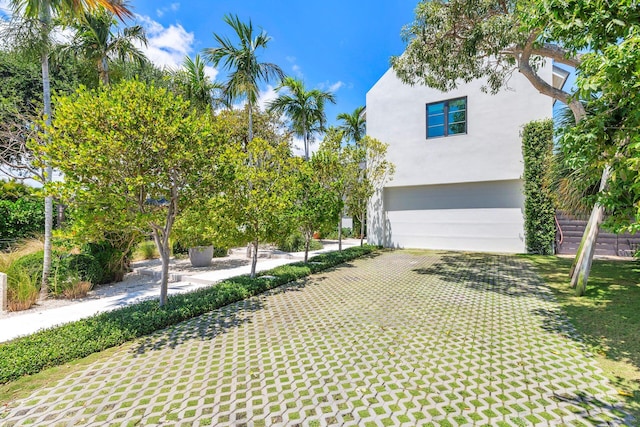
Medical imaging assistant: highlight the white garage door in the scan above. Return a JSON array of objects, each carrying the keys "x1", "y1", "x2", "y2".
[{"x1": 382, "y1": 180, "x2": 525, "y2": 253}]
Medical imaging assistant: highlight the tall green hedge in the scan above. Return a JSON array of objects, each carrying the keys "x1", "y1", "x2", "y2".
[
  {"x1": 0, "y1": 198, "x2": 45, "y2": 246},
  {"x1": 522, "y1": 119, "x2": 556, "y2": 254}
]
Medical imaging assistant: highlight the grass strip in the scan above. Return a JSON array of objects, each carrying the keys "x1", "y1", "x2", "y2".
[{"x1": 0, "y1": 245, "x2": 375, "y2": 384}]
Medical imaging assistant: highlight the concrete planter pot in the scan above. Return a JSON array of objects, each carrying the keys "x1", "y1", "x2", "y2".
[{"x1": 188, "y1": 245, "x2": 214, "y2": 267}]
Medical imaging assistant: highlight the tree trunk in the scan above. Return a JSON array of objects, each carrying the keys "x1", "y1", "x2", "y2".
[
  {"x1": 39, "y1": 6, "x2": 53, "y2": 302},
  {"x1": 570, "y1": 166, "x2": 611, "y2": 295},
  {"x1": 304, "y1": 232, "x2": 310, "y2": 262},
  {"x1": 250, "y1": 238, "x2": 258, "y2": 278},
  {"x1": 360, "y1": 210, "x2": 365, "y2": 247},
  {"x1": 338, "y1": 216, "x2": 343, "y2": 251},
  {"x1": 158, "y1": 239, "x2": 170, "y2": 307}
]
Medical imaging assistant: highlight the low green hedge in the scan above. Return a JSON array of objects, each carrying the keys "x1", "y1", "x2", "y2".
[{"x1": 0, "y1": 245, "x2": 374, "y2": 384}]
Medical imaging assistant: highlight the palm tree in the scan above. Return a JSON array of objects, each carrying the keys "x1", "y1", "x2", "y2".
[
  {"x1": 202, "y1": 14, "x2": 284, "y2": 144},
  {"x1": 337, "y1": 105, "x2": 366, "y2": 143},
  {"x1": 64, "y1": 9, "x2": 146, "y2": 85},
  {"x1": 267, "y1": 77, "x2": 336, "y2": 160},
  {"x1": 173, "y1": 55, "x2": 228, "y2": 113},
  {"x1": 8, "y1": 0, "x2": 132, "y2": 300}
]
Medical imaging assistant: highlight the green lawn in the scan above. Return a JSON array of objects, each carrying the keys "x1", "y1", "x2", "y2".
[{"x1": 524, "y1": 255, "x2": 640, "y2": 419}]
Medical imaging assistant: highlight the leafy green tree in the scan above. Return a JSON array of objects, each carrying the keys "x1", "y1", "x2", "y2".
[
  {"x1": 345, "y1": 136, "x2": 395, "y2": 246},
  {"x1": 290, "y1": 156, "x2": 342, "y2": 261},
  {"x1": 203, "y1": 14, "x2": 284, "y2": 143},
  {"x1": 315, "y1": 127, "x2": 353, "y2": 250},
  {"x1": 267, "y1": 77, "x2": 336, "y2": 160},
  {"x1": 62, "y1": 9, "x2": 147, "y2": 85},
  {"x1": 6, "y1": 0, "x2": 132, "y2": 299},
  {"x1": 337, "y1": 105, "x2": 366, "y2": 143},
  {"x1": 34, "y1": 80, "x2": 223, "y2": 306},
  {"x1": 219, "y1": 138, "x2": 295, "y2": 277}
]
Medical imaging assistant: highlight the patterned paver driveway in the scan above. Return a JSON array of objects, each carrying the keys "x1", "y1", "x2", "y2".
[{"x1": 1, "y1": 251, "x2": 633, "y2": 426}]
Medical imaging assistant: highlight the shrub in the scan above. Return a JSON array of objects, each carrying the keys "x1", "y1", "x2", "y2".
[
  {"x1": 213, "y1": 246, "x2": 229, "y2": 258},
  {"x1": 133, "y1": 240, "x2": 159, "y2": 261},
  {"x1": 62, "y1": 280, "x2": 92, "y2": 299},
  {"x1": 276, "y1": 232, "x2": 323, "y2": 252},
  {"x1": 0, "y1": 245, "x2": 375, "y2": 383},
  {"x1": 522, "y1": 119, "x2": 556, "y2": 254},
  {"x1": 0, "y1": 198, "x2": 46, "y2": 249},
  {"x1": 6, "y1": 267, "x2": 39, "y2": 311},
  {"x1": 81, "y1": 241, "x2": 128, "y2": 284}
]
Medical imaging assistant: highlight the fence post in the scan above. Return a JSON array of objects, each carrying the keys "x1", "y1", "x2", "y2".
[{"x1": 0, "y1": 272, "x2": 7, "y2": 312}]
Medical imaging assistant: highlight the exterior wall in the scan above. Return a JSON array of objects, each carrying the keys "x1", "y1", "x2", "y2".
[{"x1": 366, "y1": 64, "x2": 553, "y2": 253}]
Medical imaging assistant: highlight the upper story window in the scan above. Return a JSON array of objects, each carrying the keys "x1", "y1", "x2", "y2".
[{"x1": 426, "y1": 97, "x2": 467, "y2": 139}]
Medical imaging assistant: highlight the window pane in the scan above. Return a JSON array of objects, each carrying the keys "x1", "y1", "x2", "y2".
[
  {"x1": 448, "y1": 110, "x2": 466, "y2": 125},
  {"x1": 448, "y1": 99, "x2": 466, "y2": 112},
  {"x1": 428, "y1": 113, "x2": 445, "y2": 127},
  {"x1": 428, "y1": 125, "x2": 445, "y2": 138},
  {"x1": 449, "y1": 122, "x2": 466, "y2": 135},
  {"x1": 427, "y1": 102, "x2": 445, "y2": 115}
]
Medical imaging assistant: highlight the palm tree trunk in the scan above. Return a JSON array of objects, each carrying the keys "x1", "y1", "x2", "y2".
[
  {"x1": 338, "y1": 216, "x2": 342, "y2": 251},
  {"x1": 39, "y1": 5, "x2": 53, "y2": 302},
  {"x1": 99, "y1": 57, "x2": 109, "y2": 85},
  {"x1": 248, "y1": 102, "x2": 253, "y2": 144}
]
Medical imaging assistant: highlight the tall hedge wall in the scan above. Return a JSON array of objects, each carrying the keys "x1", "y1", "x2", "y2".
[{"x1": 522, "y1": 119, "x2": 556, "y2": 255}]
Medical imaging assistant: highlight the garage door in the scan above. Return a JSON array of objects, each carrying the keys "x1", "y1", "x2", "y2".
[{"x1": 381, "y1": 180, "x2": 525, "y2": 253}]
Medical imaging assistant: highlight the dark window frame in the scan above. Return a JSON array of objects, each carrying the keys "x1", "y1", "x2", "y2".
[{"x1": 426, "y1": 96, "x2": 467, "y2": 139}]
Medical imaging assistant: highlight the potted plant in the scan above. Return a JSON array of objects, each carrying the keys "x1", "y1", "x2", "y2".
[{"x1": 173, "y1": 208, "x2": 215, "y2": 267}]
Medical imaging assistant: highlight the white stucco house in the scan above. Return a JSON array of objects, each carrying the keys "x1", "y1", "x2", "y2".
[{"x1": 366, "y1": 61, "x2": 565, "y2": 253}]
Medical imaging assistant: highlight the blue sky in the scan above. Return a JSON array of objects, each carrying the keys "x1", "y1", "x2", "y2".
[
  {"x1": 127, "y1": 1, "x2": 419, "y2": 139},
  {"x1": 0, "y1": 0, "x2": 420, "y2": 154}
]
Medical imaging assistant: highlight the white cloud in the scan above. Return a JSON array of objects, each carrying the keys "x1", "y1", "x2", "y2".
[
  {"x1": 204, "y1": 65, "x2": 218, "y2": 82},
  {"x1": 136, "y1": 14, "x2": 194, "y2": 70},
  {"x1": 292, "y1": 64, "x2": 303, "y2": 78},
  {"x1": 0, "y1": 0, "x2": 11, "y2": 17},
  {"x1": 156, "y1": 2, "x2": 180, "y2": 18},
  {"x1": 257, "y1": 85, "x2": 278, "y2": 110},
  {"x1": 317, "y1": 80, "x2": 345, "y2": 93}
]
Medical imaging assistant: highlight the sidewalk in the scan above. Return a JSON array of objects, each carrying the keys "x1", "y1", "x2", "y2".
[{"x1": 0, "y1": 239, "x2": 361, "y2": 343}]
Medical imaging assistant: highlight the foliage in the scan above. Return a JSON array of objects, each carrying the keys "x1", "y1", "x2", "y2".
[
  {"x1": 344, "y1": 136, "x2": 395, "y2": 244},
  {"x1": 267, "y1": 77, "x2": 336, "y2": 160},
  {"x1": 558, "y1": 29, "x2": 640, "y2": 235},
  {"x1": 0, "y1": 197, "x2": 45, "y2": 246},
  {"x1": 172, "y1": 197, "x2": 241, "y2": 250},
  {"x1": 219, "y1": 137, "x2": 297, "y2": 277},
  {"x1": 287, "y1": 157, "x2": 342, "y2": 261},
  {"x1": 132, "y1": 240, "x2": 159, "y2": 261},
  {"x1": 337, "y1": 105, "x2": 366, "y2": 143},
  {"x1": 0, "y1": 180, "x2": 37, "y2": 201},
  {"x1": 5, "y1": 251, "x2": 42, "y2": 310},
  {"x1": 35, "y1": 80, "x2": 224, "y2": 306},
  {"x1": 321, "y1": 227, "x2": 353, "y2": 240},
  {"x1": 170, "y1": 54, "x2": 226, "y2": 113},
  {"x1": 61, "y1": 9, "x2": 147, "y2": 85},
  {"x1": 80, "y1": 241, "x2": 127, "y2": 284},
  {"x1": 276, "y1": 232, "x2": 323, "y2": 253},
  {"x1": 391, "y1": 0, "x2": 584, "y2": 116},
  {"x1": 522, "y1": 120, "x2": 555, "y2": 255},
  {"x1": 0, "y1": 245, "x2": 375, "y2": 384}
]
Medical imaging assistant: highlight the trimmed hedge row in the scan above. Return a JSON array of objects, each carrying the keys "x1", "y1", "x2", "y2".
[{"x1": 0, "y1": 245, "x2": 375, "y2": 384}]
